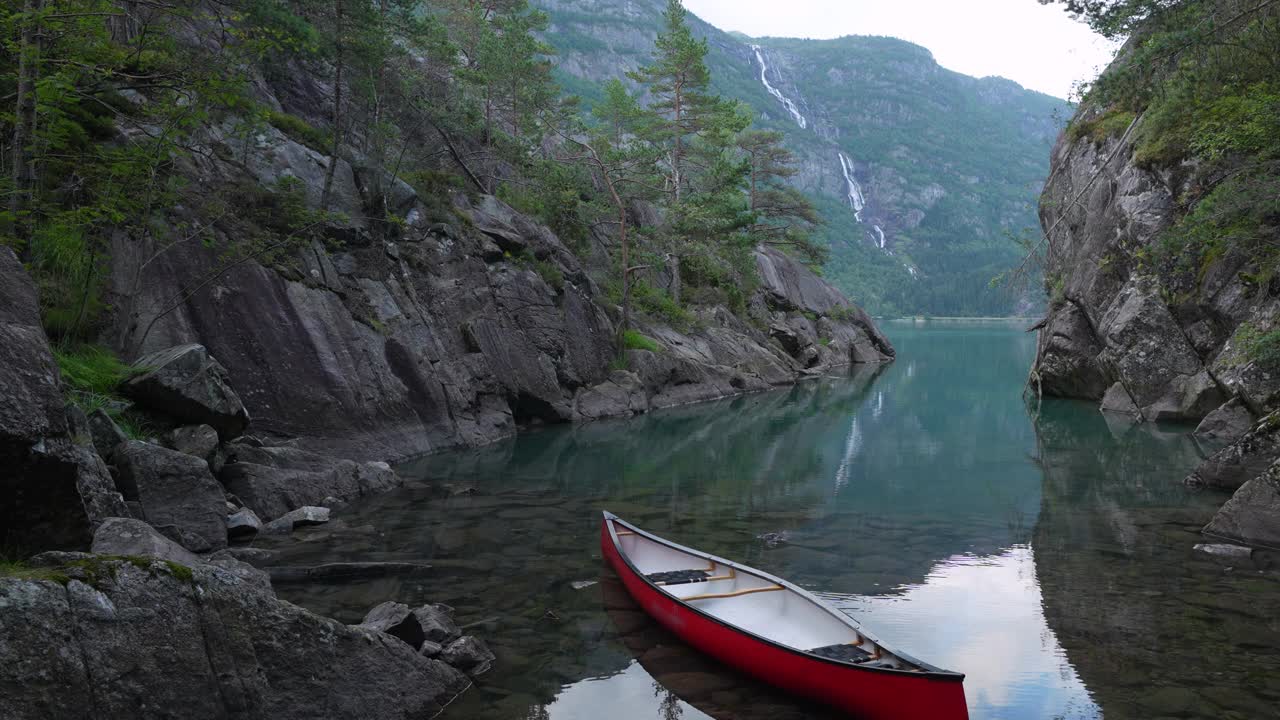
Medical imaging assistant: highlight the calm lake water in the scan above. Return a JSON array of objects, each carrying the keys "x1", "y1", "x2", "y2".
[{"x1": 265, "y1": 322, "x2": 1280, "y2": 720}]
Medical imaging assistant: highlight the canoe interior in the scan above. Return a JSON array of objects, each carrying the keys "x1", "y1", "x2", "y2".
[{"x1": 608, "y1": 518, "x2": 922, "y2": 672}]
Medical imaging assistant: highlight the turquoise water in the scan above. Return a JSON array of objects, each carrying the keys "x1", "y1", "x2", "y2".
[{"x1": 267, "y1": 322, "x2": 1280, "y2": 719}]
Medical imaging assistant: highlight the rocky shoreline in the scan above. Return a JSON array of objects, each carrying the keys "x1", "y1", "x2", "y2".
[{"x1": 1, "y1": 192, "x2": 891, "y2": 716}]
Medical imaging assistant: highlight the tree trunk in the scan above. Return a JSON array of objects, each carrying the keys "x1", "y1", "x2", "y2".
[
  {"x1": 619, "y1": 201, "x2": 631, "y2": 336},
  {"x1": 672, "y1": 80, "x2": 683, "y2": 202},
  {"x1": 319, "y1": 0, "x2": 345, "y2": 212},
  {"x1": 10, "y1": 0, "x2": 41, "y2": 255}
]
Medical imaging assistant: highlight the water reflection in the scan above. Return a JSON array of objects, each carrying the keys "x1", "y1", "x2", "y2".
[
  {"x1": 824, "y1": 547, "x2": 1096, "y2": 719},
  {"x1": 257, "y1": 323, "x2": 1279, "y2": 719}
]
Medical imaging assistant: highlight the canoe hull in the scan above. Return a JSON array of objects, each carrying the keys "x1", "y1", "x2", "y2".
[{"x1": 601, "y1": 519, "x2": 968, "y2": 720}]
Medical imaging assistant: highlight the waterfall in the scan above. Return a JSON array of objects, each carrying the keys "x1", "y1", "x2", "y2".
[
  {"x1": 837, "y1": 152, "x2": 865, "y2": 221},
  {"x1": 750, "y1": 45, "x2": 808, "y2": 130},
  {"x1": 873, "y1": 225, "x2": 886, "y2": 249}
]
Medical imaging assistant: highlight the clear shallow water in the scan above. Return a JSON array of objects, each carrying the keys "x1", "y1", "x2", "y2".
[{"x1": 263, "y1": 322, "x2": 1280, "y2": 719}]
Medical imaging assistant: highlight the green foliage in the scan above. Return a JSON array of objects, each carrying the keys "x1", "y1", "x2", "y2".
[
  {"x1": 1150, "y1": 168, "x2": 1280, "y2": 285},
  {"x1": 607, "y1": 279, "x2": 693, "y2": 327},
  {"x1": 621, "y1": 329, "x2": 662, "y2": 352},
  {"x1": 55, "y1": 345, "x2": 131, "y2": 398},
  {"x1": 1066, "y1": 108, "x2": 1137, "y2": 144},
  {"x1": 496, "y1": 162, "x2": 597, "y2": 252},
  {"x1": 509, "y1": 247, "x2": 568, "y2": 293},
  {"x1": 0, "y1": 559, "x2": 71, "y2": 586},
  {"x1": 1233, "y1": 322, "x2": 1280, "y2": 372},
  {"x1": 266, "y1": 111, "x2": 331, "y2": 152},
  {"x1": 54, "y1": 345, "x2": 151, "y2": 440},
  {"x1": 2, "y1": 554, "x2": 195, "y2": 588}
]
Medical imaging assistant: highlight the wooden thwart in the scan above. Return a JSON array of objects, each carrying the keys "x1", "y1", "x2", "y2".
[{"x1": 683, "y1": 584, "x2": 785, "y2": 601}]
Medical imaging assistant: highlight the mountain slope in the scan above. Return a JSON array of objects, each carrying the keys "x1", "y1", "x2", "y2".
[{"x1": 537, "y1": 0, "x2": 1071, "y2": 315}]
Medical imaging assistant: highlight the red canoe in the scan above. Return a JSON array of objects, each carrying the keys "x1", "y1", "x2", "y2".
[{"x1": 601, "y1": 511, "x2": 968, "y2": 719}]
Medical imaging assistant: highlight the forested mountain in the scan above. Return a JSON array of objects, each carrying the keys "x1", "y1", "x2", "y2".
[{"x1": 537, "y1": 0, "x2": 1072, "y2": 315}]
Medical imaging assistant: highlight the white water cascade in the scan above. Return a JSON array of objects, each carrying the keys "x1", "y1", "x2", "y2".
[
  {"x1": 872, "y1": 225, "x2": 886, "y2": 249},
  {"x1": 837, "y1": 152, "x2": 866, "y2": 221},
  {"x1": 751, "y1": 45, "x2": 808, "y2": 130}
]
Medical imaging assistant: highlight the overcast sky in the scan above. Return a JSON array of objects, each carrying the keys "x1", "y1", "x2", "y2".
[{"x1": 681, "y1": 0, "x2": 1117, "y2": 98}]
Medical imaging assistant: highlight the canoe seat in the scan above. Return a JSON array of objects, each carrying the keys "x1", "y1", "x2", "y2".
[
  {"x1": 647, "y1": 569, "x2": 711, "y2": 585},
  {"x1": 809, "y1": 643, "x2": 873, "y2": 663}
]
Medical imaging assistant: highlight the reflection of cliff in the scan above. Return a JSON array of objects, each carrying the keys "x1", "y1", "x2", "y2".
[{"x1": 1031, "y1": 400, "x2": 1280, "y2": 719}]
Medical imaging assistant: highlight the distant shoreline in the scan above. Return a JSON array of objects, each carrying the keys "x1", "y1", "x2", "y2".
[{"x1": 880, "y1": 316, "x2": 1038, "y2": 323}]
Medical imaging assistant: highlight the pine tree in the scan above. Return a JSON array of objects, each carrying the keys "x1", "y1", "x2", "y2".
[
  {"x1": 737, "y1": 129, "x2": 826, "y2": 264},
  {"x1": 627, "y1": 0, "x2": 720, "y2": 202}
]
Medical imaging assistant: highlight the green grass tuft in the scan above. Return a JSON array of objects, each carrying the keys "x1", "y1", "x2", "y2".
[
  {"x1": 266, "y1": 111, "x2": 332, "y2": 153},
  {"x1": 622, "y1": 329, "x2": 661, "y2": 353},
  {"x1": 54, "y1": 345, "x2": 152, "y2": 439}
]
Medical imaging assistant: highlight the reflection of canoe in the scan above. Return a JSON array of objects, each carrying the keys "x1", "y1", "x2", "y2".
[{"x1": 601, "y1": 511, "x2": 968, "y2": 719}]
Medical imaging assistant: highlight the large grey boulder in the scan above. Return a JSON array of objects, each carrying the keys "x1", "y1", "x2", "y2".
[
  {"x1": 0, "y1": 555, "x2": 470, "y2": 719},
  {"x1": 1095, "y1": 279, "x2": 1224, "y2": 422},
  {"x1": 1033, "y1": 301, "x2": 1111, "y2": 399},
  {"x1": 220, "y1": 450, "x2": 400, "y2": 521},
  {"x1": 1186, "y1": 411, "x2": 1280, "y2": 491},
  {"x1": 355, "y1": 601, "x2": 461, "y2": 651},
  {"x1": 261, "y1": 506, "x2": 330, "y2": 535},
  {"x1": 124, "y1": 344, "x2": 249, "y2": 440},
  {"x1": 226, "y1": 507, "x2": 263, "y2": 540},
  {"x1": 440, "y1": 636, "x2": 496, "y2": 676},
  {"x1": 90, "y1": 516, "x2": 202, "y2": 566},
  {"x1": 167, "y1": 423, "x2": 219, "y2": 464},
  {"x1": 114, "y1": 441, "x2": 228, "y2": 552},
  {"x1": 1202, "y1": 464, "x2": 1280, "y2": 549},
  {"x1": 1194, "y1": 397, "x2": 1256, "y2": 443}
]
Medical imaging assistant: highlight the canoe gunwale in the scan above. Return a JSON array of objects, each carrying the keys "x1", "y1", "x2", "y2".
[{"x1": 602, "y1": 510, "x2": 965, "y2": 682}]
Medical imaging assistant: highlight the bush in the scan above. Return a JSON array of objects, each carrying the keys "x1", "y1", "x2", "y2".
[
  {"x1": 621, "y1": 329, "x2": 661, "y2": 352},
  {"x1": 1066, "y1": 108, "x2": 1136, "y2": 145},
  {"x1": 266, "y1": 111, "x2": 331, "y2": 153},
  {"x1": 604, "y1": 279, "x2": 694, "y2": 328},
  {"x1": 1235, "y1": 323, "x2": 1280, "y2": 372}
]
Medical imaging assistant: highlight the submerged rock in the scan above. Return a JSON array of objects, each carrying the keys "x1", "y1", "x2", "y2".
[
  {"x1": 268, "y1": 562, "x2": 432, "y2": 584},
  {"x1": 440, "y1": 635, "x2": 496, "y2": 675},
  {"x1": 1202, "y1": 464, "x2": 1280, "y2": 549},
  {"x1": 1194, "y1": 398, "x2": 1255, "y2": 443},
  {"x1": 1193, "y1": 543, "x2": 1254, "y2": 559},
  {"x1": 124, "y1": 344, "x2": 249, "y2": 440},
  {"x1": 1186, "y1": 411, "x2": 1280, "y2": 491}
]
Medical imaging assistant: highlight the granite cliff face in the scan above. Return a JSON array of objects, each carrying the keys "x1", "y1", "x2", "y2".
[
  {"x1": 1031, "y1": 95, "x2": 1279, "y2": 546},
  {"x1": 105, "y1": 140, "x2": 889, "y2": 463}
]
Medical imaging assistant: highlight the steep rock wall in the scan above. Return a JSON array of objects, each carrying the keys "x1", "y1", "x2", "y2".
[
  {"x1": 1032, "y1": 110, "x2": 1276, "y2": 425},
  {"x1": 102, "y1": 81, "x2": 891, "y2": 463}
]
